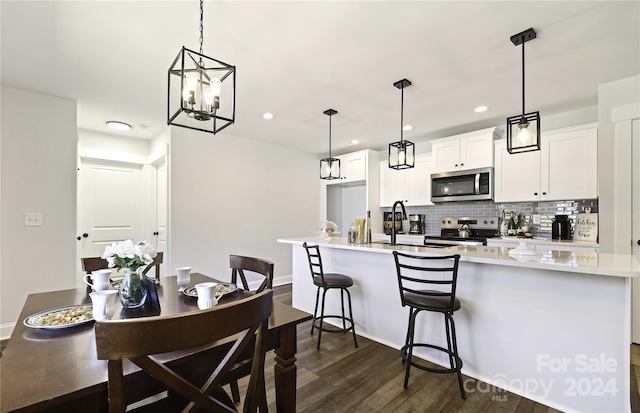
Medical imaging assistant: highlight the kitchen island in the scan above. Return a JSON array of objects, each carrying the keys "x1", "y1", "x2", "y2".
[{"x1": 278, "y1": 237, "x2": 640, "y2": 413}]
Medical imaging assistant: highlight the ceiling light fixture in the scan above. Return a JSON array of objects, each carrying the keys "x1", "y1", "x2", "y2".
[
  {"x1": 506, "y1": 28, "x2": 540, "y2": 154},
  {"x1": 474, "y1": 105, "x2": 490, "y2": 113},
  {"x1": 351, "y1": 139, "x2": 360, "y2": 145},
  {"x1": 262, "y1": 113, "x2": 274, "y2": 120},
  {"x1": 167, "y1": 0, "x2": 236, "y2": 135},
  {"x1": 403, "y1": 125, "x2": 414, "y2": 131},
  {"x1": 320, "y1": 109, "x2": 340, "y2": 180},
  {"x1": 106, "y1": 121, "x2": 132, "y2": 131},
  {"x1": 389, "y1": 79, "x2": 414, "y2": 169}
]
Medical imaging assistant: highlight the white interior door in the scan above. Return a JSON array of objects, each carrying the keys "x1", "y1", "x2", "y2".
[
  {"x1": 627, "y1": 118, "x2": 640, "y2": 343},
  {"x1": 77, "y1": 158, "x2": 144, "y2": 286},
  {"x1": 154, "y1": 158, "x2": 168, "y2": 276}
]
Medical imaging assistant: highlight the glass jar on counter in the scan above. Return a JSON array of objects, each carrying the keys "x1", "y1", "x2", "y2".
[{"x1": 348, "y1": 222, "x2": 357, "y2": 244}]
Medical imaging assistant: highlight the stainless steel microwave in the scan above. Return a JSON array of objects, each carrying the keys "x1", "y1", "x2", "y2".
[{"x1": 431, "y1": 167, "x2": 493, "y2": 202}]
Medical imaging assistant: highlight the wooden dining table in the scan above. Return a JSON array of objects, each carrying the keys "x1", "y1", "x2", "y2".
[{"x1": 0, "y1": 273, "x2": 311, "y2": 413}]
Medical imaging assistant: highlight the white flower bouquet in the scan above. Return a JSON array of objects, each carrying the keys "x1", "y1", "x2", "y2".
[
  {"x1": 102, "y1": 240, "x2": 158, "y2": 309},
  {"x1": 101, "y1": 239, "x2": 158, "y2": 272}
]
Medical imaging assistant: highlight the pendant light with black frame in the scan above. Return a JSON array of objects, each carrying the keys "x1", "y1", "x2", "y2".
[
  {"x1": 320, "y1": 109, "x2": 340, "y2": 180},
  {"x1": 506, "y1": 28, "x2": 540, "y2": 154},
  {"x1": 389, "y1": 79, "x2": 414, "y2": 169},
  {"x1": 167, "y1": 0, "x2": 236, "y2": 135}
]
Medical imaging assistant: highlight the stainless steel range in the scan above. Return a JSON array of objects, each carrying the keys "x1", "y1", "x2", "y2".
[{"x1": 424, "y1": 216, "x2": 500, "y2": 247}]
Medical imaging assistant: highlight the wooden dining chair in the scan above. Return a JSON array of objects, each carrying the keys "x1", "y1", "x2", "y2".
[
  {"x1": 81, "y1": 256, "x2": 110, "y2": 274},
  {"x1": 141, "y1": 251, "x2": 164, "y2": 282},
  {"x1": 95, "y1": 290, "x2": 273, "y2": 413},
  {"x1": 82, "y1": 253, "x2": 163, "y2": 279},
  {"x1": 227, "y1": 255, "x2": 274, "y2": 403},
  {"x1": 230, "y1": 255, "x2": 274, "y2": 293}
]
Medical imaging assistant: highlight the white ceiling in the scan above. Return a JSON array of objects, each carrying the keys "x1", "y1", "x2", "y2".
[{"x1": 2, "y1": 1, "x2": 639, "y2": 155}]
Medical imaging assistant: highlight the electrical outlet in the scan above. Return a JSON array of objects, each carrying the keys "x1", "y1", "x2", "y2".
[
  {"x1": 533, "y1": 214, "x2": 541, "y2": 225},
  {"x1": 24, "y1": 212, "x2": 43, "y2": 226}
]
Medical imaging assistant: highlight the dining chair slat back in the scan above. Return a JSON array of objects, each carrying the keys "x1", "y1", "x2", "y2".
[
  {"x1": 95, "y1": 290, "x2": 273, "y2": 413},
  {"x1": 81, "y1": 256, "x2": 109, "y2": 274},
  {"x1": 141, "y1": 252, "x2": 163, "y2": 282},
  {"x1": 230, "y1": 255, "x2": 274, "y2": 293},
  {"x1": 227, "y1": 255, "x2": 274, "y2": 404},
  {"x1": 82, "y1": 252, "x2": 163, "y2": 281}
]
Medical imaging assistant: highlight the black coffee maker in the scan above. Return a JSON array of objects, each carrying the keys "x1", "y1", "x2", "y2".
[{"x1": 552, "y1": 215, "x2": 572, "y2": 240}]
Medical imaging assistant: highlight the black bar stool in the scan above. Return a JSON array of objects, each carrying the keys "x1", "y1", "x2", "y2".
[
  {"x1": 302, "y1": 242, "x2": 358, "y2": 350},
  {"x1": 392, "y1": 251, "x2": 465, "y2": 399}
]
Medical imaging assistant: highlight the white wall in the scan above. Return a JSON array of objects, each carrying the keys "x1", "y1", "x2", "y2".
[
  {"x1": 169, "y1": 126, "x2": 320, "y2": 286},
  {"x1": 598, "y1": 75, "x2": 640, "y2": 253},
  {"x1": 1, "y1": 85, "x2": 77, "y2": 333},
  {"x1": 78, "y1": 128, "x2": 151, "y2": 164}
]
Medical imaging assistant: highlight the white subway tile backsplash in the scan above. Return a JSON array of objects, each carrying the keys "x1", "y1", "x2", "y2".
[{"x1": 382, "y1": 199, "x2": 597, "y2": 238}]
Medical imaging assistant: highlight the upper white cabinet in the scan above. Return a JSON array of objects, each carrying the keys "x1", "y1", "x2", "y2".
[
  {"x1": 431, "y1": 128, "x2": 502, "y2": 172},
  {"x1": 494, "y1": 123, "x2": 598, "y2": 202},
  {"x1": 320, "y1": 149, "x2": 382, "y2": 235},
  {"x1": 326, "y1": 151, "x2": 366, "y2": 184},
  {"x1": 379, "y1": 154, "x2": 433, "y2": 207}
]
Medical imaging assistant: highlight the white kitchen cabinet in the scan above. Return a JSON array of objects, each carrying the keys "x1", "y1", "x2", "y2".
[
  {"x1": 494, "y1": 141, "x2": 541, "y2": 202},
  {"x1": 320, "y1": 149, "x2": 381, "y2": 236},
  {"x1": 494, "y1": 123, "x2": 598, "y2": 202},
  {"x1": 431, "y1": 127, "x2": 501, "y2": 172},
  {"x1": 541, "y1": 125, "x2": 598, "y2": 201},
  {"x1": 379, "y1": 154, "x2": 433, "y2": 207},
  {"x1": 326, "y1": 151, "x2": 366, "y2": 184}
]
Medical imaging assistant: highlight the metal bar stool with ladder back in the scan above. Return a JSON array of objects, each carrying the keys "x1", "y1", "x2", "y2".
[
  {"x1": 302, "y1": 242, "x2": 358, "y2": 350},
  {"x1": 393, "y1": 251, "x2": 466, "y2": 399}
]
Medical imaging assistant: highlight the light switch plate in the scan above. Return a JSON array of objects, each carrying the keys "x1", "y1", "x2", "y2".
[
  {"x1": 24, "y1": 212, "x2": 43, "y2": 226},
  {"x1": 533, "y1": 214, "x2": 541, "y2": 225}
]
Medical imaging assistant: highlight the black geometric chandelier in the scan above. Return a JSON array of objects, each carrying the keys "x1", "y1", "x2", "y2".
[
  {"x1": 167, "y1": 0, "x2": 236, "y2": 135},
  {"x1": 506, "y1": 28, "x2": 540, "y2": 154},
  {"x1": 388, "y1": 79, "x2": 415, "y2": 169},
  {"x1": 320, "y1": 109, "x2": 340, "y2": 180}
]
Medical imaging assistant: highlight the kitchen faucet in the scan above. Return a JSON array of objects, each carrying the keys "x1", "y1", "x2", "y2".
[{"x1": 391, "y1": 200, "x2": 407, "y2": 246}]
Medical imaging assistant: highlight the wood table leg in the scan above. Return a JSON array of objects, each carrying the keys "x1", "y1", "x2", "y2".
[{"x1": 274, "y1": 325, "x2": 297, "y2": 413}]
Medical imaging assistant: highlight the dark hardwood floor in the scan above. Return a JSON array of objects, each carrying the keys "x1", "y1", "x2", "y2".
[{"x1": 2, "y1": 284, "x2": 639, "y2": 412}]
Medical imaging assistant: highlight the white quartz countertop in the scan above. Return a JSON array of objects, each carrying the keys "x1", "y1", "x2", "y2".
[
  {"x1": 486, "y1": 236, "x2": 599, "y2": 248},
  {"x1": 278, "y1": 236, "x2": 640, "y2": 278}
]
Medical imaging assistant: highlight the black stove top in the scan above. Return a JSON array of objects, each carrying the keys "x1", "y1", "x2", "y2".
[{"x1": 423, "y1": 216, "x2": 500, "y2": 246}]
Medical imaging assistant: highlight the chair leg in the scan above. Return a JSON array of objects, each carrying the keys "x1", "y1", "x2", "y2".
[
  {"x1": 311, "y1": 287, "x2": 321, "y2": 335},
  {"x1": 229, "y1": 380, "x2": 240, "y2": 404},
  {"x1": 447, "y1": 314, "x2": 466, "y2": 399},
  {"x1": 402, "y1": 308, "x2": 412, "y2": 364},
  {"x1": 344, "y1": 288, "x2": 358, "y2": 348},
  {"x1": 340, "y1": 288, "x2": 346, "y2": 330},
  {"x1": 404, "y1": 308, "x2": 417, "y2": 389},
  {"x1": 317, "y1": 288, "x2": 329, "y2": 350}
]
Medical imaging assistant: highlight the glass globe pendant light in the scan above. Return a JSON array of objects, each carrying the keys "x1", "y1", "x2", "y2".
[
  {"x1": 168, "y1": 0, "x2": 236, "y2": 134},
  {"x1": 506, "y1": 28, "x2": 540, "y2": 154},
  {"x1": 389, "y1": 79, "x2": 414, "y2": 169},
  {"x1": 320, "y1": 109, "x2": 340, "y2": 180}
]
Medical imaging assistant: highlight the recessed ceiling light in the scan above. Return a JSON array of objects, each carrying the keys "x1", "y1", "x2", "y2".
[
  {"x1": 262, "y1": 113, "x2": 274, "y2": 120},
  {"x1": 106, "y1": 121, "x2": 132, "y2": 131},
  {"x1": 403, "y1": 125, "x2": 413, "y2": 131},
  {"x1": 474, "y1": 105, "x2": 490, "y2": 113},
  {"x1": 351, "y1": 140, "x2": 360, "y2": 144}
]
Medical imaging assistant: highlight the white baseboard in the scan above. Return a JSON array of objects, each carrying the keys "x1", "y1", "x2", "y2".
[
  {"x1": 1, "y1": 322, "x2": 16, "y2": 341},
  {"x1": 273, "y1": 275, "x2": 292, "y2": 287}
]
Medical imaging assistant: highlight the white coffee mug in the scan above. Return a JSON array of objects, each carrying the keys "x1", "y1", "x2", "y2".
[
  {"x1": 84, "y1": 269, "x2": 112, "y2": 291},
  {"x1": 89, "y1": 290, "x2": 119, "y2": 321},
  {"x1": 194, "y1": 282, "x2": 220, "y2": 310},
  {"x1": 176, "y1": 266, "x2": 192, "y2": 291}
]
